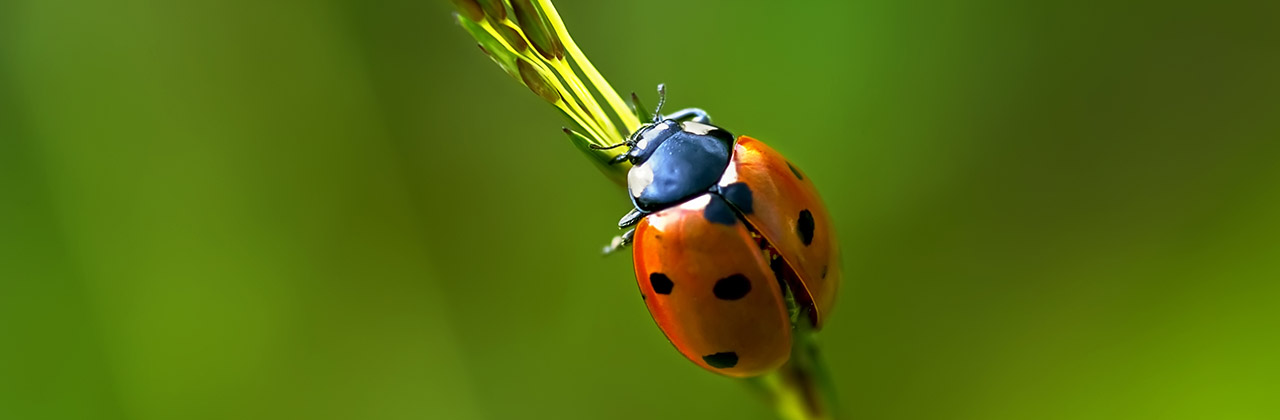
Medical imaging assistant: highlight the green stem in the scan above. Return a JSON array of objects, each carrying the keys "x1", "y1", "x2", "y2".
[{"x1": 748, "y1": 325, "x2": 838, "y2": 420}]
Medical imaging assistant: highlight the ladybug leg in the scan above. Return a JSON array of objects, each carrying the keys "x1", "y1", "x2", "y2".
[
  {"x1": 572, "y1": 127, "x2": 633, "y2": 164},
  {"x1": 606, "y1": 152, "x2": 631, "y2": 165},
  {"x1": 602, "y1": 229, "x2": 635, "y2": 255},
  {"x1": 617, "y1": 208, "x2": 644, "y2": 228},
  {"x1": 662, "y1": 108, "x2": 711, "y2": 124},
  {"x1": 590, "y1": 142, "x2": 629, "y2": 150},
  {"x1": 602, "y1": 208, "x2": 643, "y2": 254},
  {"x1": 592, "y1": 149, "x2": 631, "y2": 165}
]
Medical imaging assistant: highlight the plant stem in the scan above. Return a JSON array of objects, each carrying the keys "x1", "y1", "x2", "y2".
[{"x1": 748, "y1": 325, "x2": 837, "y2": 420}]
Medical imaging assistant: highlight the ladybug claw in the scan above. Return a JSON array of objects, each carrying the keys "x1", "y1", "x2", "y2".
[{"x1": 602, "y1": 229, "x2": 636, "y2": 255}]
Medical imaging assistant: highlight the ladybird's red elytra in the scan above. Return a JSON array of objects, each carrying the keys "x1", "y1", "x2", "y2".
[
  {"x1": 633, "y1": 194, "x2": 793, "y2": 377},
  {"x1": 717, "y1": 136, "x2": 840, "y2": 328}
]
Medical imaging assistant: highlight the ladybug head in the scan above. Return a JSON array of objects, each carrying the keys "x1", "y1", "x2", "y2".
[{"x1": 595, "y1": 84, "x2": 680, "y2": 165}]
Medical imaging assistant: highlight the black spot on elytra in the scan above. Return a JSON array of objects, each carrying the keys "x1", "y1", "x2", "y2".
[
  {"x1": 796, "y1": 209, "x2": 815, "y2": 246},
  {"x1": 702, "y1": 352, "x2": 738, "y2": 369},
  {"x1": 821, "y1": 265, "x2": 828, "y2": 279},
  {"x1": 787, "y1": 162, "x2": 804, "y2": 180},
  {"x1": 719, "y1": 182, "x2": 754, "y2": 215},
  {"x1": 713, "y1": 274, "x2": 752, "y2": 300},
  {"x1": 703, "y1": 195, "x2": 737, "y2": 226},
  {"x1": 650, "y1": 273, "x2": 673, "y2": 295}
]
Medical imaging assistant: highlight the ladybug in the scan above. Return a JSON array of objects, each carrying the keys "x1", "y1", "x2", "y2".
[{"x1": 595, "y1": 85, "x2": 840, "y2": 377}]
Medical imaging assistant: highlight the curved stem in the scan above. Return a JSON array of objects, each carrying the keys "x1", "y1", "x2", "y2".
[{"x1": 748, "y1": 322, "x2": 837, "y2": 420}]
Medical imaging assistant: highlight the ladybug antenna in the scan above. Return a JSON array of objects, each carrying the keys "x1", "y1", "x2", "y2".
[{"x1": 651, "y1": 84, "x2": 667, "y2": 123}]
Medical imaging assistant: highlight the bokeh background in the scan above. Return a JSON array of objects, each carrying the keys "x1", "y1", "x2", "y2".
[{"x1": 3, "y1": 0, "x2": 1279, "y2": 419}]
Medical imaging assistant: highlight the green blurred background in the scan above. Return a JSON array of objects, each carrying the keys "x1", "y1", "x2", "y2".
[{"x1": 3, "y1": 0, "x2": 1279, "y2": 419}]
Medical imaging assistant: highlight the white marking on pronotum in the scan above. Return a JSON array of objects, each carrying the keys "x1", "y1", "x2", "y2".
[
  {"x1": 635, "y1": 127, "x2": 659, "y2": 150},
  {"x1": 649, "y1": 194, "x2": 713, "y2": 231},
  {"x1": 636, "y1": 121, "x2": 675, "y2": 150},
  {"x1": 718, "y1": 155, "x2": 741, "y2": 187},
  {"x1": 629, "y1": 160, "x2": 655, "y2": 198},
  {"x1": 681, "y1": 121, "x2": 717, "y2": 135}
]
